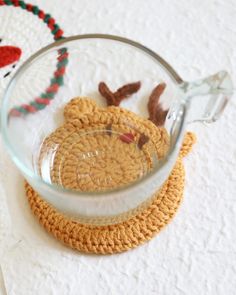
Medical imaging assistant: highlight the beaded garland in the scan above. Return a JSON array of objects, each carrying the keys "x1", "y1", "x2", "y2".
[{"x1": 0, "y1": 0, "x2": 68, "y2": 116}]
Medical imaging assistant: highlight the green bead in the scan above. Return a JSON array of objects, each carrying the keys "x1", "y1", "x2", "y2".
[
  {"x1": 32, "y1": 6, "x2": 39, "y2": 15},
  {"x1": 59, "y1": 48, "x2": 67, "y2": 55},
  {"x1": 57, "y1": 58, "x2": 68, "y2": 68},
  {"x1": 51, "y1": 76, "x2": 63, "y2": 86},
  {"x1": 52, "y1": 24, "x2": 60, "y2": 35},
  {"x1": 41, "y1": 93, "x2": 54, "y2": 99},
  {"x1": 30, "y1": 101, "x2": 46, "y2": 110},
  {"x1": 44, "y1": 14, "x2": 51, "y2": 23},
  {"x1": 18, "y1": 107, "x2": 28, "y2": 114},
  {"x1": 36, "y1": 103, "x2": 46, "y2": 110},
  {"x1": 19, "y1": 1, "x2": 26, "y2": 9}
]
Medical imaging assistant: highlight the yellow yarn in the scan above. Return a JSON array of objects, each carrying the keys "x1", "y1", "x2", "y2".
[
  {"x1": 39, "y1": 98, "x2": 170, "y2": 191},
  {"x1": 26, "y1": 112, "x2": 195, "y2": 254}
]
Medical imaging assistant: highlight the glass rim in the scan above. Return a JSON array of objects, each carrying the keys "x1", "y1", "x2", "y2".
[{"x1": 1, "y1": 33, "x2": 186, "y2": 198}]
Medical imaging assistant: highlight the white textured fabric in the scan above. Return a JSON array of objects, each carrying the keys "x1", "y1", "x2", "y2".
[{"x1": 0, "y1": 0, "x2": 236, "y2": 294}]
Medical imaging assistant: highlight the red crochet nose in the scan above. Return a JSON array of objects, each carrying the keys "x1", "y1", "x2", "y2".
[{"x1": 0, "y1": 46, "x2": 22, "y2": 68}]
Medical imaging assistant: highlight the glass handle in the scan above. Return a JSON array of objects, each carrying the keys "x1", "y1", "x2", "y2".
[{"x1": 180, "y1": 71, "x2": 233, "y2": 123}]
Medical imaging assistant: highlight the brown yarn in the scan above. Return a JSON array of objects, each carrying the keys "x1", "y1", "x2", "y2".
[{"x1": 25, "y1": 132, "x2": 195, "y2": 254}]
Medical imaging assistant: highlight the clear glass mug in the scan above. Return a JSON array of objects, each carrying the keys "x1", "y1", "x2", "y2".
[{"x1": 1, "y1": 34, "x2": 233, "y2": 225}]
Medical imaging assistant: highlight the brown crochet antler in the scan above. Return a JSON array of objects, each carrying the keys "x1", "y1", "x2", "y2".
[
  {"x1": 148, "y1": 83, "x2": 168, "y2": 126},
  {"x1": 99, "y1": 81, "x2": 141, "y2": 106}
]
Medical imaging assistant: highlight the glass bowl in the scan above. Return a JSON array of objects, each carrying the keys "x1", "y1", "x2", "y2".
[{"x1": 1, "y1": 34, "x2": 233, "y2": 225}]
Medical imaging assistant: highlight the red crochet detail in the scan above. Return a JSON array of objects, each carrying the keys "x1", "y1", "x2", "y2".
[{"x1": 0, "y1": 46, "x2": 22, "y2": 68}]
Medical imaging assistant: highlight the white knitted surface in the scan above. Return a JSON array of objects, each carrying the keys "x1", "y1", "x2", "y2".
[{"x1": 0, "y1": 1, "x2": 236, "y2": 294}]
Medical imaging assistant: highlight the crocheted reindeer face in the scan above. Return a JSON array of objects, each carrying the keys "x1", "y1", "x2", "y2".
[{"x1": 39, "y1": 97, "x2": 169, "y2": 192}]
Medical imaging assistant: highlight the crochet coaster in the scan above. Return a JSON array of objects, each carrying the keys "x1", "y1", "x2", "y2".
[
  {"x1": 25, "y1": 131, "x2": 196, "y2": 255},
  {"x1": 39, "y1": 98, "x2": 170, "y2": 192},
  {"x1": 0, "y1": 0, "x2": 68, "y2": 116}
]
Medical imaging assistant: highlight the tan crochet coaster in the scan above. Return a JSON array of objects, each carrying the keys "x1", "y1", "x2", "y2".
[
  {"x1": 25, "y1": 132, "x2": 196, "y2": 255},
  {"x1": 38, "y1": 98, "x2": 170, "y2": 192}
]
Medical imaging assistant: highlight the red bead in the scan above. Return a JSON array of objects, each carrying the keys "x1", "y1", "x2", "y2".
[
  {"x1": 48, "y1": 18, "x2": 55, "y2": 26},
  {"x1": 22, "y1": 104, "x2": 36, "y2": 113},
  {"x1": 12, "y1": 0, "x2": 20, "y2": 6},
  {"x1": 38, "y1": 10, "x2": 45, "y2": 19},
  {"x1": 54, "y1": 67, "x2": 65, "y2": 77},
  {"x1": 46, "y1": 84, "x2": 59, "y2": 93},
  {"x1": 35, "y1": 98, "x2": 50, "y2": 105},
  {"x1": 55, "y1": 29, "x2": 63, "y2": 39},
  {"x1": 9, "y1": 109, "x2": 21, "y2": 117},
  {"x1": 26, "y1": 4, "x2": 33, "y2": 11},
  {"x1": 57, "y1": 52, "x2": 68, "y2": 62},
  {"x1": 48, "y1": 19, "x2": 55, "y2": 30}
]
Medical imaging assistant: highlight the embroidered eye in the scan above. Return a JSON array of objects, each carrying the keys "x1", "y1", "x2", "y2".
[{"x1": 3, "y1": 71, "x2": 11, "y2": 78}]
